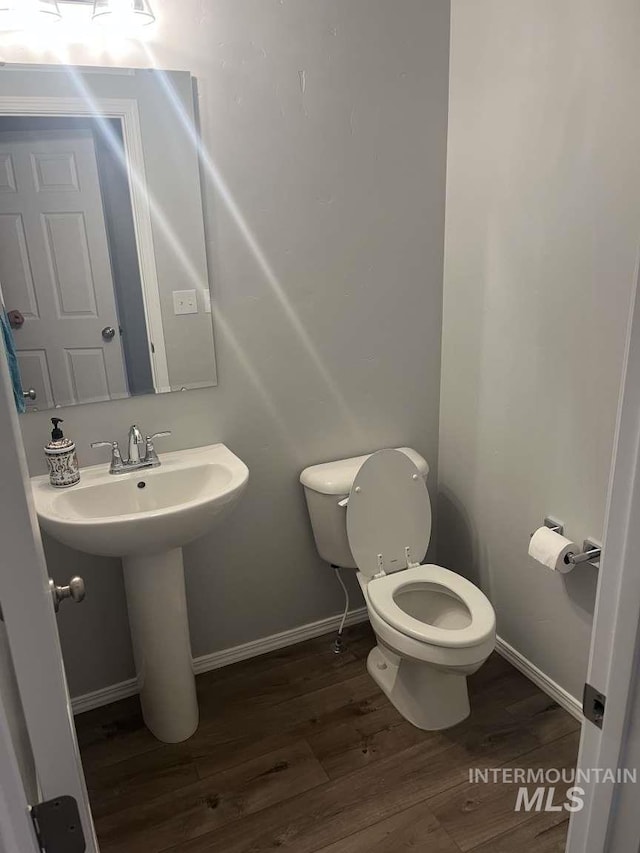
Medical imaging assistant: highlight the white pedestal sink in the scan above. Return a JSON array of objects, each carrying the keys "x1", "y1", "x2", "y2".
[{"x1": 31, "y1": 443, "x2": 249, "y2": 743}]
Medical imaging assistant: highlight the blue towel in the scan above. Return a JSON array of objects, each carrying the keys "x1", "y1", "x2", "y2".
[{"x1": 0, "y1": 309, "x2": 26, "y2": 414}]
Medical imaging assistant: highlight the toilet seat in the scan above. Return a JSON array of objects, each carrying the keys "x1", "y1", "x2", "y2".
[{"x1": 366, "y1": 564, "x2": 495, "y2": 649}]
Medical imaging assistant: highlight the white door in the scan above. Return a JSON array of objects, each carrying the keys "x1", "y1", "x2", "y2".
[
  {"x1": 0, "y1": 346, "x2": 98, "y2": 848},
  {"x1": 566, "y1": 256, "x2": 640, "y2": 851},
  {"x1": 0, "y1": 129, "x2": 128, "y2": 408}
]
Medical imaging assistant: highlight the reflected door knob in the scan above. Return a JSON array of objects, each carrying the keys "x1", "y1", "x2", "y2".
[
  {"x1": 49, "y1": 577, "x2": 86, "y2": 612},
  {"x1": 102, "y1": 326, "x2": 116, "y2": 341}
]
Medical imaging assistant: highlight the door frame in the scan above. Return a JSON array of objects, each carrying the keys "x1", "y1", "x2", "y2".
[
  {"x1": 0, "y1": 93, "x2": 170, "y2": 392},
  {"x1": 567, "y1": 253, "x2": 640, "y2": 851},
  {"x1": 0, "y1": 682, "x2": 40, "y2": 853}
]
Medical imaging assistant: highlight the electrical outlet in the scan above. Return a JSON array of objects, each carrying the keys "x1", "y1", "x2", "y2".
[{"x1": 173, "y1": 290, "x2": 198, "y2": 315}]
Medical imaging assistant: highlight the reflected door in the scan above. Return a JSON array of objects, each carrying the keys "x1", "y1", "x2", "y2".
[{"x1": 0, "y1": 129, "x2": 128, "y2": 407}]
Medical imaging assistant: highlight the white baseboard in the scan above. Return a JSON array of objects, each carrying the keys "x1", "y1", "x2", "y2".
[
  {"x1": 191, "y1": 607, "x2": 368, "y2": 675},
  {"x1": 496, "y1": 636, "x2": 583, "y2": 722},
  {"x1": 72, "y1": 679, "x2": 139, "y2": 715},
  {"x1": 72, "y1": 617, "x2": 582, "y2": 722},
  {"x1": 71, "y1": 606, "x2": 369, "y2": 715}
]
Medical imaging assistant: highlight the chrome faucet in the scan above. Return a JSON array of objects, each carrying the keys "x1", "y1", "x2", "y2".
[
  {"x1": 128, "y1": 424, "x2": 145, "y2": 464},
  {"x1": 91, "y1": 425, "x2": 172, "y2": 475}
]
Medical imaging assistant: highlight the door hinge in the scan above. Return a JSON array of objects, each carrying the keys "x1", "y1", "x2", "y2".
[
  {"x1": 583, "y1": 682, "x2": 606, "y2": 729},
  {"x1": 30, "y1": 796, "x2": 86, "y2": 852}
]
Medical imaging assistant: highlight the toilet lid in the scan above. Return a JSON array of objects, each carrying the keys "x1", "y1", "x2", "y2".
[{"x1": 346, "y1": 449, "x2": 431, "y2": 578}]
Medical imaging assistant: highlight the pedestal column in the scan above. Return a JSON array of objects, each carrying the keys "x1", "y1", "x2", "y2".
[{"x1": 122, "y1": 548, "x2": 198, "y2": 742}]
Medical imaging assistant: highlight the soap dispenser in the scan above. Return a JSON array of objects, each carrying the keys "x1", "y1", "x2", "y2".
[{"x1": 44, "y1": 418, "x2": 80, "y2": 488}]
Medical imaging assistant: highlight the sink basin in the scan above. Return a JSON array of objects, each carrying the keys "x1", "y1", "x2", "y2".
[
  {"x1": 32, "y1": 443, "x2": 249, "y2": 557},
  {"x1": 31, "y1": 442, "x2": 249, "y2": 744}
]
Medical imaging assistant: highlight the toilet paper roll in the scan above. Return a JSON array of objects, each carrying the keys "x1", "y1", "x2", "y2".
[{"x1": 528, "y1": 527, "x2": 577, "y2": 573}]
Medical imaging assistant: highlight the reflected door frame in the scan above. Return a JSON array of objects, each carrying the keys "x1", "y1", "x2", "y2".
[{"x1": 0, "y1": 94, "x2": 171, "y2": 393}]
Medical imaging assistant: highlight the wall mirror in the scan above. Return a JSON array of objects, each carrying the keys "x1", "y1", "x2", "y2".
[{"x1": 0, "y1": 63, "x2": 216, "y2": 412}]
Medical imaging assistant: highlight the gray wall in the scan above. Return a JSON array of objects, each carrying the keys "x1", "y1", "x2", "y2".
[
  {"x1": 7, "y1": 0, "x2": 450, "y2": 697},
  {"x1": 438, "y1": 0, "x2": 640, "y2": 700}
]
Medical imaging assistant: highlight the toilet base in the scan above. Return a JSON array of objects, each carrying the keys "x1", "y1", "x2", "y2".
[{"x1": 367, "y1": 644, "x2": 470, "y2": 731}]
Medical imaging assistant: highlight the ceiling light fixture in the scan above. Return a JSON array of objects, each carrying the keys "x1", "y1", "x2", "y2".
[
  {"x1": 91, "y1": 0, "x2": 154, "y2": 29},
  {"x1": 0, "y1": 0, "x2": 61, "y2": 30}
]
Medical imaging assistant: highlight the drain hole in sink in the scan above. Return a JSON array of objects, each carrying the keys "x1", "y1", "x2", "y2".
[{"x1": 137, "y1": 481, "x2": 146, "y2": 489}]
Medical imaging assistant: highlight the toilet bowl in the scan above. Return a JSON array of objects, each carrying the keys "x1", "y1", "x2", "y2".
[{"x1": 300, "y1": 447, "x2": 496, "y2": 730}]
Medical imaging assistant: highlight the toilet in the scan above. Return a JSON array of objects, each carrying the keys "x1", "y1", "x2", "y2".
[{"x1": 300, "y1": 447, "x2": 496, "y2": 730}]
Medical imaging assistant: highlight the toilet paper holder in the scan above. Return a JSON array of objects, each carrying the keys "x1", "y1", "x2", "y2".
[{"x1": 539, "y1": 517, "x2": 602, "y2": 567}]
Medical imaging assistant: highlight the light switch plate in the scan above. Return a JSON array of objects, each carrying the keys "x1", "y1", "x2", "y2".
[
  {"x1": 173, "y1": 289, "x2": 198, "y2": 315},
  {"x1": 202, "y1": 290, "x2": 212, "y2": 313}
]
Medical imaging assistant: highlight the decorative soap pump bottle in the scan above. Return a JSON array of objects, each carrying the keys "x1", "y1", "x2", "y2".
[{"x1": 44, "y1": 418, "x2": 80, "y2": 488}]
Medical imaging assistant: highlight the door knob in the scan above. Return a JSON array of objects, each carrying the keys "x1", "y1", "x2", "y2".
[
  {"x1": 49, "y1": 577, "x2": 85, "y2": 612},
  {"x1": 22, "y1": 388, "x2": 36, "y2": 400},
  {"x1": 102, "y1": 326, "x2": 116, "y2": 341}
]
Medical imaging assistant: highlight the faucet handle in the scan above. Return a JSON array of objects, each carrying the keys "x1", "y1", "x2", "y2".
[
  {"x1": 90, "y1": 440, "x2": 123, "y2": 473},
  {"x1": 144, "y1": 431, "x2": 171, "y2": 465}
]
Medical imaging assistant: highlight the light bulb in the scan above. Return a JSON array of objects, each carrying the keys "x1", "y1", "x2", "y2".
[{"x1": 92, "y1": 0, "x2": 155, "y2": 31}]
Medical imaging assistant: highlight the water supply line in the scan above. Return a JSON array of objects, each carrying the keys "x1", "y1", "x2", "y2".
[{"x1": 332, "y1": 565, "x2": 350, "y2": 654}]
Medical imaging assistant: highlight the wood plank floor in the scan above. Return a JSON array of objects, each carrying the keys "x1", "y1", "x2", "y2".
[{"x1": 75, "y1": 623, "x2": 580, "y2": 853}]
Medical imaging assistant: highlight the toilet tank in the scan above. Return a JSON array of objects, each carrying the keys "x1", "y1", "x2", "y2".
[{"x1": 300, "y1": 448, "x2": 429, "y2": 569}]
